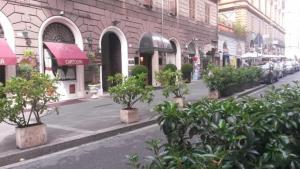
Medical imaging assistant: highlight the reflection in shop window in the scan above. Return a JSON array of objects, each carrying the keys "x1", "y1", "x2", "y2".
[{"x1": 52, "y1": 60, "x2": 76, "y2": 81}]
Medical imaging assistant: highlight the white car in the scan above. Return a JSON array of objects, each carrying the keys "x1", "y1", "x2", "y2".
[
  {"x1": 274, "y1": 62, "x2": 284, "y2": 78},
  {"x1": 285, "y1": 61, "x2": 295, "y2": 74}
]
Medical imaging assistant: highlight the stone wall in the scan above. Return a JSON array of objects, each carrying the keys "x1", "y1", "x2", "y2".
[{"x1": 0, "y1": 0, "x2": 218, "y2": 61}]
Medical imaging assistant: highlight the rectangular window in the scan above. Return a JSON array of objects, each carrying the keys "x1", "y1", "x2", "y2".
[
  {"x1": 189, "y1": 0, "x2": 196, "y2": 19},
  {"x1": 169, "y1": 0, "x2": 177, "y2": 16},
  {"x1": 205, "y1": 3, "x2": 210, "y2": 24},
  {"x1": 143, "y1": 0, "x2": 153, "y2": 8}
]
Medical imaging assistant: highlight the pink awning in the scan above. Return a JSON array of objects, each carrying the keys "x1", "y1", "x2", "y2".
[
  {"x1": 0, "y1": 38, "x2": 17, "y2": 65},
  {"x1": 44, "y1": 42, "x2": 89, "y2": 66}
]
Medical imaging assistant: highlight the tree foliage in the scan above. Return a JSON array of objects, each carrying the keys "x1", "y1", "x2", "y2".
[
  {"x1": 128, "y1": 81, "x2": 300, "y2": 169},
  {"x1": 0, "y1": 72, "x2": 59, "y2": 128},
  {"x1": 156, "y1": 70, "x2": 189, "y2": 98},
  {"x1": 108, "y1": 73, "x2": 154, "y2": 109}
]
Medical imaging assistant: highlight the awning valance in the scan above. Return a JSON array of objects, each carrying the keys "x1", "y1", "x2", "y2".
[
  {"x1": 44, "y1": 42, "x2": 89, "y2": 66},
  {"x1": 139, "y1": 33, "x2": 174, "y2": 55},
  {"x1": 0, "y1": 38, "x2": 17, "y2": 65}
]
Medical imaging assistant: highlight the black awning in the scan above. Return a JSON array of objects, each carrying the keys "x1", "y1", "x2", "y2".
[{"x1": 139, "y1": 33, "x2": 174, "y2": 55}]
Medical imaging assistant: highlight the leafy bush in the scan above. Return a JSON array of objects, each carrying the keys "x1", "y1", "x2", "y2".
[
  {"x1": 203, "y1": 65, "x2": 262, "y2": 96},
  {"x1": 131, "y1": 65, "x2": 148, "y2": 77},
  {"x1": 108, "y1": 73, "x2": 153, "y2": 109},
  {"x1": 128, "y1": 81, "x2": 300, "y2": 169},
  {"x1": 0, "y1": 72, "x2": 59, "y2": 128},
  {"x1": 17, "y1": 64, "x2": 36, "y2": 80},
  {"x1": 181, "y1": 64, "x2": 193, "y2": 82},
  {"x1": 163, "y1": 64, "x2": 177, "y2": 72},
  {"x1": 156, "y1": 70, "x2": 189, "y2": 98}
]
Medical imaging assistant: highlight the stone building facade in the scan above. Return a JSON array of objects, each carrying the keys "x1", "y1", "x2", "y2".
[
  {"x1": 219, "y1": 0, "x2": 285, "y2": 56},
  {"x1": 0, "y1": 0, "x2": 218, "y2": 100}
]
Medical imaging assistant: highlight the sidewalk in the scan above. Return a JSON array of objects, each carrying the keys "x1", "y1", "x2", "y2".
[{"x1": 0, "y1": 80, "x2": 209, "y2": 166}]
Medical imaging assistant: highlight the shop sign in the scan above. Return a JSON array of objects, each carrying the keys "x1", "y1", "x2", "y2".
[{"x1": 65, "y1": 60, "x2": 83, "y2": 65}]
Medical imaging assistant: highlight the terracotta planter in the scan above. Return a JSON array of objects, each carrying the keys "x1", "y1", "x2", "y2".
[
  {"x1": 120, "y1": 108, "x2": 139, "y2": 124},
  {"x1": 209, "y1": 89, "x2": 220, "y2": 99},
  {"x1": 173, "y1": 97, "x2": 185, "y2": 108},
  {"x1": 16, "y1": 123, "x2": 47, "y2": 149}
]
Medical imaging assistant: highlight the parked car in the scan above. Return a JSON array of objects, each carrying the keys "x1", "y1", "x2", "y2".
[
  {"x1": 274, "y1": 61, "x2": 284, "y2": 78},
  {"x1": 260, "y1": 62, "x2": 279, "y2": 84},
  {"x1": 285, "y1": 61, "x2": 295, "y2": 74}
]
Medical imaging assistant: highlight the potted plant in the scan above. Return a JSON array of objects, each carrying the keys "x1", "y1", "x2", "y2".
[
  {"x1": 87, "y1": 65, "x2": 101, "y2": 98},
  {"x1": 131, "y1": 65, "x2": 149, "y2": 85},
  {"x1": 0, "y1": 72, "x2": 58, "y2": 149},
  {"x1": 181, "y1": 63, "x2": 193, "y2": 83},
  {"x1": 108, "y1": 73, "x2": 153, "y2": 123},
  {"x1": 156, "y1": 70, "x2": 189, "y2": 107}
]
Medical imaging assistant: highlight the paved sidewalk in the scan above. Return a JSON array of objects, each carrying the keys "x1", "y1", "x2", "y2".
[{"x1": 0, "y1": 80, "x2": 209, "y2": 156}]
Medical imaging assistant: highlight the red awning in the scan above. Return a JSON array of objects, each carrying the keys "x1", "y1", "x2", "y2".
[
  {"x1": 44, "y1": 42, "x2": 89, "y2": 66},
  {"x1": 0, "y1": 38, "x2": 17, "y2": 65}
]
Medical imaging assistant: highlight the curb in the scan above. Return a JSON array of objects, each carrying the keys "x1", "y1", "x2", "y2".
[
  {"x1": 234, "y1": 84, "x2": 267, "y2": 98},
  {"x1": 0, "y1": 84, "x2": 268, "y2": 168},
  {"x1": 0, "y1": 119, "x2": 157, "y2": 167}
]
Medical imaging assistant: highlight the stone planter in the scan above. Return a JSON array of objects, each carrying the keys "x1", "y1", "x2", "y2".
[
  {"x1": 120, "y1": 108, "x2": 139, "y2": 124},
  {"x1": 209, "y1": 89, "x2": 220, "y2": 99},
  {"x1": 173, "y1": 97, "x2": 185, "y2": 108},
  {"x1": 16, "y1": 123, "x2": 47, "y2": 149},
  {"x1": 88, "y1": 83, "x2": 101, "y2": 99}
]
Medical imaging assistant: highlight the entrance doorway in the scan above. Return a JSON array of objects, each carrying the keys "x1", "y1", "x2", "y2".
[
  {"x1": 140, "y1": 55, "x2": 152, "y2": 85},
  {"x1": 0, "y1": 66, "x2": 5, "y2": 85},
  {"x1": 101, "y1": 32, "x2": 122, "y2": 91}
]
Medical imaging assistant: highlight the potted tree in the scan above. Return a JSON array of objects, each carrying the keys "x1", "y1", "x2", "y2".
[
  {"x1": 131, "y1": 65, "x2": 148, "y2": 85},
  {"x1": 181, "y1": 64, "x2": 193, "y2": 83},
  {"x1": 87, "y1": 64, "x2": 101, "y2": 98},
  {"x1": 0, "y1": 72, "x2": 58, "y2": 149},
  {"x1": 156, "y1": 70, "x2": 189, "y2": 107},
  {"x1": 108, "y1": 73, "x2": 153, "y2": 123}
]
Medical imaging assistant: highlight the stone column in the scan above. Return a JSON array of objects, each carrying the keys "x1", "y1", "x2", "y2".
[{"x1": 152, "y1": 51, "x2": 160, "y2": 87}]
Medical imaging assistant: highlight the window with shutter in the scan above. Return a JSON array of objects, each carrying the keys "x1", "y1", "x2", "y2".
[
  {"x1": 143, "y1": 0, "x2": 153, "y2": 8},
  {"x1": 189, "y1": 0, "x2": 196, "y2": 19},
  {"x1": 169, "y1": 0, "x2": 177, "y2": 16},
  {"x1": 205, "y1": 3, "x2": 210, "y2": 23}
]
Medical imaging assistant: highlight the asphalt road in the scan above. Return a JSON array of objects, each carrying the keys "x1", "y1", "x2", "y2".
[{"x1": 3, "y1": 71, "x2": 300, "y2": 169}]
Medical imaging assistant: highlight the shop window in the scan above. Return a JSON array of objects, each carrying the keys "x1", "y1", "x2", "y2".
[
  {"x1": 143, "y1": 0, "x2": 153, "y2": 8},
  {"x1": 169, "y1": 0, "x2": 177, "y2": 16},
  {"x1": 189, "y1": 0, "x2": 196, "y2": 19},
  {"x1": 52, "y1": 60, "x2": 76, "y2": 81},
  {"x1": 205, "y1": 3, "x2": 210, "y2": 24}
]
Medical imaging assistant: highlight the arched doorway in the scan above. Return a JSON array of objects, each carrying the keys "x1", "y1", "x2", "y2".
[
  {"x1": 168, "y1": 38, "x2": 182, "y2": 69},
  {"x1": 99, "y1": 26, "x2": 128, "y2": 92},
  {"x1": 101, "y1": 32, "x2": 122, "y2": 91},
  {"x1": 39, "y1": 16, "x2": 87, "y2": 100}
]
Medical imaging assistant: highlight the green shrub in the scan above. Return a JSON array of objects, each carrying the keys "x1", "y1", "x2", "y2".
[
  {"x1": 0, "y1": 72, "x2": 59, "y2": 128},
  {"x1": 131, "y1": 65, "x2": 148, "y2": 77},
  {"x1": 108, "y1": 73, "x2": 153, "y2": 109},
  {"x1": 155, "y1": 70, "x2": 189, "y2": 98},
  {"x1": 128, "y1": 81, "x2": 300, "y2": 169},
  {"x1": 163, "y1": 64, "x2": 177, "y2": 72},
  {"x1": 203, "y1": 65, "x2": 262, "y2": 96},
  {"x1": 181, "y1": 64, "x2": 193, "y2": 82},
  {"x1": 17, "y1": 64, "x2": 36, "y2": 80}
]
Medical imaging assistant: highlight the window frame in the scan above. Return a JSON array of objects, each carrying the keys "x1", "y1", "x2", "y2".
[
  {"x1": 189, "y1": 0, "x2": 196, "y2": 19},
  {"x1": 205, "y1": 3, "x2": 210, "y2": 24}
]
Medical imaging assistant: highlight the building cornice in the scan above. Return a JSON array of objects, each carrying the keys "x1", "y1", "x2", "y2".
[{"x1": 219, "y1": 0, "x2": 285, "y2": 34}]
